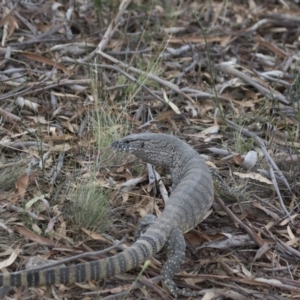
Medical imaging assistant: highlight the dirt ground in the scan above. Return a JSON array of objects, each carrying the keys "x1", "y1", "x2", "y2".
[{"x1": 1, "y1": 0, "x2": 300, "y2": 299}]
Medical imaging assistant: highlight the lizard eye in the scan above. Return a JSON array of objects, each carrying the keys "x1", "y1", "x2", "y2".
[{"x1": 140, "y1": 142, "x2": 145, "y2": 148}]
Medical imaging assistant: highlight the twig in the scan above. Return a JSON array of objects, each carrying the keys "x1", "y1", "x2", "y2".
[
  {"x1": 6, "y1": 204, "x2": 42, "y2": 221},
  {"x1": 266, "y1": 230, "x2": 300, "y2": 258},
  {"x1": 0, "y1": 46, "x2": 11, "y2": 68},
  {"x1": 83, "y1": 276, "x2": 163, "y2": 299},
  {"x1": 153, "y1": 170, "x2": 169, "y2": 204},
  {"x1": 12, "y1": 235, "x2": 128, "y2": 274},
  {"x1": 0, "y1": 107, "x2": 21, "y2": 122},
  {"x1": 0, "y1": 221, "x2": 14, "y2": 237},
  {"x1": 98, "y1": 64, "x2": 166, "y2": 104},
  {"x1": 50, "y1": 152, "x2": 65, "y2": 185},
  {"x1": 226, "y1": 120, "x2": 291, "y2": 190},
  {"x1": 0, "y1": 78, "x2": 92, "y2": 101},
  {"x1": 226, "y1": 119, "x2": 293, "y2": 221},
  {"x1": 215, "y1": 197, "x2": 263, "y2": 247},
  {"x1": 268, "y1": 167, "x2": 291, "y2": 219},
  {"x1": 253, "y1": 195, "x2": 285, "y2": 216},
  {"x1": 97, "y1": 50, "x2": 197, "y2": 104},
  {"x1": 79, "y1": 0, "x2": 132, "y2": 63},
  {"x1": 214, "y1": 63, "x2": 289, "y2": 104}
]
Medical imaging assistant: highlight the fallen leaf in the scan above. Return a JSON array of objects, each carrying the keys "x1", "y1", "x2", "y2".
[
  {"x1": 163, "y1": 89, "x2": 181, "y2": 114},
  {"x1": 10, "y1": 174, "x2": 29, "y2": 203},
  {"x1": 233, "y1": 172, "x2": 272, "y2": 184},
  {"x1": 0, "y1": 246, "x2": 20, "y2": 269},
  {"x1": 15, "y1": 226, "x2": 58, "y2": 247}
]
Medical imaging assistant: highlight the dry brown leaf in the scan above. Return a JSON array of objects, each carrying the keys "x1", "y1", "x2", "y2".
[
  {"x1": 253, "y1": 202, "x2": 280, "y2": 220},
  {"x1": 233, "y1": 172, "x2": 272, "y2": 184},
  {"x1": 15, "y1": 226, "x2": 57, "y2": 247},
  {"x1": 45, "y1": 216, "x2": 58, "y2": 233},
  {"x1": 15, "y1": 97, "x2": 39, "y2": 112},
  {"x1": 81, "y1": 228, "x2": 112, "y2": 242},
  {"x1": 198, "y1": 233, "x2": 254, "y2": 250},
  {"x1": 17, "y1": 51, "x2": 72, "y2": 76},
  {"x1": 163, "y1": 89, "x2": 180, "y2": 114},
  {"x1": 254, "y1": 242, "x2": 271, "y2": 261},
  {"x1": 0, "y1": 6, "x2": 18, "y2": 45},
  {"x1": 10, "y1": 174, "x2": 29, "y2": 203},
  {"x1": 0, "y1": 246, "x2": 21, "y2": 269},
  {"x1": 241, "y1": 264, "x2": 252, "y2": 278},
  {"x1": 279, "y1": 214, "x2": 298, "y2": 226},
  {"x1": 200, "y1": 125, "x2": 220, "y2": 136},
  {"x1": 185, "y1": 101, "x2": 198, "y2": 117},
  {"x1": 287, "y1": 225, "x2": 295, "y2": 240},
  {"x1": 233, "y1": 154, "x2": 243, "y2": 165},
  {"x1": 51, "y1": 143, "x2": 72, "y2": 152}
]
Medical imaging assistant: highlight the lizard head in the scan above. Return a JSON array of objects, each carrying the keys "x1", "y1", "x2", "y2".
[{"x1": 111, "y1": 133, "x2": 184, "y2": 167}]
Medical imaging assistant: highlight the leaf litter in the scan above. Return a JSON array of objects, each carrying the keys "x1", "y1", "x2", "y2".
[{"x1": 0, "y1": 0, "x2": 300, "y2": 299}]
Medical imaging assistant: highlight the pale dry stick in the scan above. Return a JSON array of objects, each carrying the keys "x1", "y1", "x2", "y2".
[
  {"x1": 99, "y1": 64, "x2": 166, "y2": 104},
  {"x1": 252, "y1": 70, "x2": 290, "y2": 86},
  {"x1": 153, "y1": 169, "x2": 169, "y2": 204},
  {"x1": 0, "y1": 221, "x2": 14, "y2": 237},
  {"x1": 266, "y1": 227, "x2": 300, "y2": 259},
  {"x1": 98, "y1": 50, "x2": 197, "y2": 104},
  {"x1": 179, "y1": 273, "x2": 300, "y2": 294},
  {"x1": 50, "y1": 152, "x2": 65, "y2": 185},
  {"x1": 0, "y1": 78, "x2": 92, "y2": 101},
  {"x1": 0, "y1": 159, "x2": 28, "y2": 169},
  {"x1": 268, "y1": 166, "x2": 291, "y2": 219},
  {"x1": 0, "y1": 67, "x2": 27, "y2": 74},
  {"x1": 180, "y1": 87, "x2": 231, "y2": 101},
  {"x1": 146, "y1": 163, "x2": 156, "y2": 185},
  {"x1": 13, "y1": 236, "x2": 127, "y2": 274},
  {"x1": 268, "y1": 13, "x2": 300, "y2": 22},
  {"x1": 0, "y1": 46, "x2": 11, "y2": 68},
  {"x1": 9, "y1": 24, "x2": 66, "y2": 47},
  {"x1": 214, "y1": 197, "x2": 267, "y2": 249},
  {"x1": 273, "y1": 276, "x2": 300, "y2": 289},
  {"x1": 253, "y1": 195, "x2": 285, "y2": 217},
  {"x1": 108, "y1": 47, "x2": 153, "y2": 55},
  {"x1": 257, "y1": 226, "x2": 300, "y2": 259},
  {"x1": 78, "y1": 0, "x2": 132, "y2": 63},
  {"x1": 84, "y1": 276, "x2": 163, "y2": 299},
  {"x1": 283, "y1": 55, "x2": 294, "y2": 73},
  {"x1": 0, "y1": 107, "x2": 21, "y2": 123},
  {"x1": 214, "y1": 63, "x2": 289, "y2": 104},
  {"x1": 77, "y1": 112, "x2": 89, "y2": 137},
  {"x1": 183, "y1": 51, "x2": 200, "y2": 73},
  {"x1": 226, "y1": 119, "x2": 293, "y2": 217},
  {"x1": 14, "y1": 10, "x2": 37, "y2": 35},
  {"x1": 257, "y1": 169, "x2": 283, "y2": 183},
  {"x1": 6, "y1": 204, "x2": 41, "y2": 221},
  {"x1": 160, "y1": 44, "x2": 195, "y2": 59},
  {"x1": 0, "y1": 64, "x2": 61, "y2": 100},
  {"x1": 2, "y1": 141, "x2": 47, "y2": 150}
]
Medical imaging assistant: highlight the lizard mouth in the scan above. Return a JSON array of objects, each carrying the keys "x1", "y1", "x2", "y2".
[{"x1": 111, "y1": 141, "x2": 134, "y2": 153}]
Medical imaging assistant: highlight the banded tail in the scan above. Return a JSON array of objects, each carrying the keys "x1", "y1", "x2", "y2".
[{"x1": 0, "y1": 218, "x2": 173, "y2": 287}]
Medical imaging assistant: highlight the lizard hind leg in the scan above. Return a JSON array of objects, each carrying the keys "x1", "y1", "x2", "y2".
[
  {"x1": 162, "y1": 227, "x2": 202, "y2": 298},
  {"x1": 135, "y1": 216, "x2": 202, "y2": 298}
]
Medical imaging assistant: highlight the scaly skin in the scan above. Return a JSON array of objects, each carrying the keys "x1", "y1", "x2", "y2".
[{"x1": 0, "y1": 133, "x2": 214, "y2": 297}]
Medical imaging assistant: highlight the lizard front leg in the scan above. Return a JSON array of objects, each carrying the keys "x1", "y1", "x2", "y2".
[{"x1": 134, "y1": 214, "x2": 156, "y2": 241}]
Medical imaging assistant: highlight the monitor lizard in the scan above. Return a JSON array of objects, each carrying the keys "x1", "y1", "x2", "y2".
[{"x1": 0, "y1": 133, "x2": 215, "y2": 297}]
